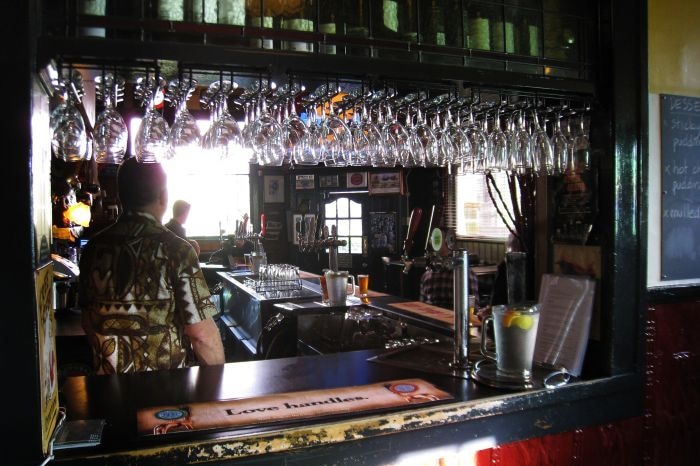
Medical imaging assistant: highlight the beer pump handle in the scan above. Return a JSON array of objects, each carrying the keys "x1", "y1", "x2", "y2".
[
  {"x1": 260, "y1": 213, "x2": 266, "y2": 237},
  {"x1": 307, "y1": 216, "x2": 316, "y2": 244},
  {"x1": 403, "y1": 207, "x2": 423, "y2": 258},
  {"x1": 240, "y1": 213, "x2": 249, "y2": 237}
]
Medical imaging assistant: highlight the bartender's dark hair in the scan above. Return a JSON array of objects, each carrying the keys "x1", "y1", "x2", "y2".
[{"x1": 117, "y1": 157, "x2": 167, "y2": 210}]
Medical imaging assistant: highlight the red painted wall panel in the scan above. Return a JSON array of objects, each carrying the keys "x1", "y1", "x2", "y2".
[{"x1": 474, "y1": 297, "x2": 700, "y2": 466}]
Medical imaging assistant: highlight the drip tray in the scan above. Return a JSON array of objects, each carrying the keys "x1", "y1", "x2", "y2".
[{"x1": 367, "y1": 343, "x2": 480, "y2": 380}]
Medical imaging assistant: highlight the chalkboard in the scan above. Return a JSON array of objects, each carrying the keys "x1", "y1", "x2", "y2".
[{"x1": 660, "y1": 94, "x2": 700, "y2": 280}]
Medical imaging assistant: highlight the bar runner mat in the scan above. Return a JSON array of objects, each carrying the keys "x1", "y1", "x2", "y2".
[
  {"x1": 388, "y1": 301, "x2": 454, "y2": 326},
  {"x1": 137, "y1": 378, "x2": 452, "y2": 436}
]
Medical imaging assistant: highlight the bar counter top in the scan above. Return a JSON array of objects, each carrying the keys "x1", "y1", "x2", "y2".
[
  {"x1": 55, "y1": 344, "x2": 641, "y2": 465},
  {"x1": 53, "y1": 268, "x2": 642, "y2": 465}
]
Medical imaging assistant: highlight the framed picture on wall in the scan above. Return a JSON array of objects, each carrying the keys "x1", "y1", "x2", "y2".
[
  {"x1": 319, "y1": 174, "x2": 339, "y2": 188},
  {"x1": 369, "y1": 212, "x2": 397, "y2": 253},
  {"x1": 346, "y1": 171, "x2": 368, "y2": 188},
  {"x1": 295, "y1": 174, "x2": 315, "y2": 190},
  {"x1": 368, "y1": 172, "x2": 403, "y2": 195},
  {"x1": 263, "y1": 175, "x2": 285, "y2": 204}
]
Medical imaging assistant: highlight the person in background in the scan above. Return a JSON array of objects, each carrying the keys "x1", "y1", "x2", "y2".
[
  {"x1": 165, "y1": 199, "x2": 200, "y2": 256},
  {"x1": 419, "y1": 264, "x2": 481, "y2": 311},
  {"x1": 490, "y1": 232, "x2": 523, "y2": 307},
  {"x1": 78, "y1": 158, "x2": 225, "y2": 374}
]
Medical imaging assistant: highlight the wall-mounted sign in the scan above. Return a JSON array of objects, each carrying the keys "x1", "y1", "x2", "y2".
[
  {"x1": 263, "y1": 175, "x2": 285, "y2": 204},
  {"x1": 368, "y1": 172, "x2": 403, "y2": 195},
  {"x1": 660, "y1": 94, "x2": 700, "y2": 280},
  {"x1": 37, "y1": 262, "x2": 59, "y2": 453},
  {"x1": 347, "y1": 171, "x2": 368, "y2": 188},
  {"x1": 295, "y1": 174, "x2": 315, "y2": 190},
  {"x1": 319, "y1": 174, "x2": 339, "y2": 188}
]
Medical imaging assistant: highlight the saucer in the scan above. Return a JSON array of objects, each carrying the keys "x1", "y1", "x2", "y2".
[{"x1": 470, "y1": 360, "x2": 542, "y2": 390}]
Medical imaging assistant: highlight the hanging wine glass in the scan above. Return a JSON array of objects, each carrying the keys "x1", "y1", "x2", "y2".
[
  {"x1": 236, "y1": 82, "x2": 260, "y2": 164},
  {"x1": 251, "y1": 86, "x2": 285, "y2": 166},
  {"x1": 447, "y1": 99, "x2": 472, "y2": 175},
  {"x1": 363, "y1": 90, "x2": 393, "y2": 167},
  {"x1": 464, "y1": 104, "x2": 488, "y2": 174},
  {"x1": 201, "y1": 80, "x2": 242, "y2": 160},
  {"x1": 487, "y1": 105, "x2": 508, "y2": 172},
  {"x1": 166, "y1": 77, "x2": 201, "y2": 161},
  {"x1": 381, "y1": 89, "x2": 412, "y2": 167},
  {"x1": 133, "y1": 75, "x2": 169, "y2": 163},
  {"x1": 321, "y1": 86, "x2": 353, "y2": 167},
  {"x1": 297, "y1": 89, "x2": 325, "y2": 166},
  {"x1": 551, "y1": 111, "x2": 569, "y2": 176},
  {"x1": 280, "y1": 83, "x2": 310, "y2": 165},
  {"x1": 435, "y1": 97, "x2": 462, "y2": 171},
  {"x1": 301, "y1": 84, "x2": 333, "y2": 166},
  {"x1": 407, "y1": 93, "x2": 434, "y2": 168},
  {"x1": 93, "y1": 73, "x2": 127, "y2": 164},
  {"x1": 510, "y1": 109, "x2": 532, "y2": 174},
  {"x1": 572, "y1": 111, "x2": 591, "y2": 173},
  {"x1": 530, "y1": 109, "x2": 554, "y2": 176},
  {"x1": 342, "y1": 88, "x2": 368, "y2": 166},
  {"x1": 50, "y1": 71, "x2": 89, "y2": 162},
  {"x1": 560, "y1": 109, "x2": 576, "y2": 175}
]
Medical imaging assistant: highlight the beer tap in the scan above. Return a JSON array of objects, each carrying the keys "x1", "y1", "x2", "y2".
[
  {"x1": 297, "y1": 215, "x2": 347, "y2": 272},
  {"x1": 451, "y1": 249, "x2": 472, "y2": 372},
  {"x1": 251, "y1": 213, "x2": 266, "y2": 254},
  {"x1": 401, "y1": 207, "x2": 423, "y2": 274}
]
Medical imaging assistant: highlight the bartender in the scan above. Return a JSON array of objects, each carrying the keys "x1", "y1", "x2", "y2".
[{"x1": 78, "y1": 158, "x2": 225, "y2": 374}]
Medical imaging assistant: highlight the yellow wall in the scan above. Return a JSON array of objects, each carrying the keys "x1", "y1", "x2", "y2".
[{"x1": 648, "y1": 0, "x2": 700, "y2": 96}]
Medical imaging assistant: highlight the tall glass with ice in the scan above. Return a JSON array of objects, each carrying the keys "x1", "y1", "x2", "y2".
[{"x1": 481, "y1": 303, "x2": 540, "y2": 381}]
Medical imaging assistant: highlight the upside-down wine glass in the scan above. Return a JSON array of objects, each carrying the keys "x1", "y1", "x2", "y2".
[
  {"x1": 572, "y1": 112, "x2": 591, "y2": 173},
  {"x1": 321, "y1": 85, "x2": 353, "y2": 167},
  {"x1": 410, "y1": 93, "x2": 436, "y2": 168},
  {"x1": 280, "y1": 83, "x2": 310, "y2": 166},
  {"x1": 530, "y1": 109, "x2": 554, "y2": 176},
  {"x1": 509, "y1": 109, "x2": 532, "y2": 175},
  {"x1": 134, "y1": 75, "x2": 169, "y2": 163},
  {"x1": 166, "y1": 77, "x2": 201, "y2": 162},
  {"x1": 551, "y1": 111, "x2": 569, "y2": 176},
  {"x1": 51, "y1": 73, "x2": 89, "y2": 162},
  {"x1": 251, "y1": 87, "x2": 285, "y2": 166},
  {"x1": 202, "y1": 80, "x2": 243, "y2": 161},
  {"x1": 93, "y1": 73, "x2": 127, "y2": 164},
  {"x1": 464, "y1": 105, "x2": 488, "y2": 174}
]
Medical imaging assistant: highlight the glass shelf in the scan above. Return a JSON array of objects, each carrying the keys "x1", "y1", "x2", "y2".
[{"x1": 41, "y1": 0, "x2": 595, "y2": 82}]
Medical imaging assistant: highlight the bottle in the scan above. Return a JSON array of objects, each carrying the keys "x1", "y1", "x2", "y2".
[
  {"x1": 246, "y1": 0, "x2": 274, "y2": 49},
  {"x1": 78, "y1": 0, "x2": 106, "y2": 37},
  {"x1": 218, "y1": 0, "x2": 246, "y2": 26},
  {"x1": 281, "y1": 0, "x2": 315, "y2": 52},
  {"x1": 189, "y1": 0, "x2": 218, "y2": 23},
  {"x1": 466, "y1": 10, "x2": 490, "y2": 50},
  {"x1": 157, "y1": 0, "x2": 184, "y2": 21},
  {"x1": 343, "y1": 0, "x2": 369, "y2": 56},
  {"x1": 319, "y1": 0, "x2": 339, "y2": 54}
]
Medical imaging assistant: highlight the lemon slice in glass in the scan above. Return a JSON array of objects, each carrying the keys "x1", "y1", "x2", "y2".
[{"x1": 511, "y1": 315, "x2": 534, "y2": 330}]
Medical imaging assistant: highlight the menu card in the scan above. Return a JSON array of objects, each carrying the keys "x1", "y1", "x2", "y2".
[
  {"x1": 53, "y1": 419, "x2": 105, "y2": 450},
  {"x1": 534, "y1": 274, "x2": 596, "y2": 376}
]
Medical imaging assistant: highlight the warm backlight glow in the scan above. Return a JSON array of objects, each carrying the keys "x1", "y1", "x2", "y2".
[
  {"x1": 129, "y1": 116, "x2": 252, "y2": 238},
  {"x1": 64, "y1": 202, "x2": 92, "y2": 227}
]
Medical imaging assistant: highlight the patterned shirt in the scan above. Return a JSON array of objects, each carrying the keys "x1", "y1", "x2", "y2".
[
  {"x1": 78, "y1": 211, "x2": 218, "y2": 374},
  {"x1": 419, "y1": 267, "x2": 480, "y2": 310}
]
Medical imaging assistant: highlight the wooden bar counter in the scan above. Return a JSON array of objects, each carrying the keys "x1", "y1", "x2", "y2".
[{"x1": 56, "y1": 342, "x2": 640, "y2": 465}]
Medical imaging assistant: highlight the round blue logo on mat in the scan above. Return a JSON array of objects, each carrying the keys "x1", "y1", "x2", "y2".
[
  {"x1": 389, "y1": 383, "x2": 418, "y2": 394},
  {"x1": 155, "y1": 408, "x2": 187, "y2": 421}
]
